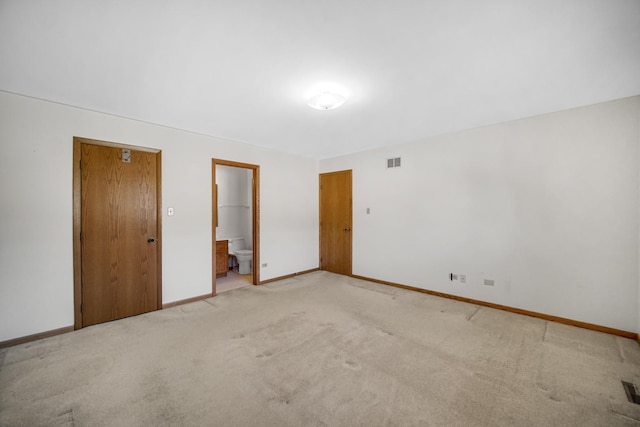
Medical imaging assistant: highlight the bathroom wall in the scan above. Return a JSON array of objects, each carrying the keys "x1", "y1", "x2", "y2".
[
  {"x1": 216, "y1": 165, "x2": 253, "y2": 249},
  {"x1": 320, "y1": 96, "x2": 640, "y2": 333},
  {"x1": 0, "y1": 91, "x2": 319, "y2": 342}
]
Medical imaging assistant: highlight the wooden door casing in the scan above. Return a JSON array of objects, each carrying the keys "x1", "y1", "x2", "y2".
[
  {"x1": 73, "y1": 138, "x2": 162, "y2": 328},
  {"x1": 319, "y1": 170, "x2": 352, "y2": 275}
]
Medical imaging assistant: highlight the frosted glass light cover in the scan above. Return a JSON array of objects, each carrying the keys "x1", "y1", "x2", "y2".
[{"x1": 307, "y1": 92, "x2": 346, "y2": 110}]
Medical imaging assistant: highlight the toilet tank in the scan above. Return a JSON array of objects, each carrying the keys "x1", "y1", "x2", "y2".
[{"x1": 228, "y1": 237, "x2": 245, "y2": 253}]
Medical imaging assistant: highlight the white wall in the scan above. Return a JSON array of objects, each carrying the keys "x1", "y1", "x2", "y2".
[
  {"x1": 0, "y1": 91, "x2": 319, "y2": 342},
  {"x1": 321, "y1": 96, "x2": 640, "y2": 333},
  {"x1": 2, "y1": 91, "x2": 637, "y2": 341}
]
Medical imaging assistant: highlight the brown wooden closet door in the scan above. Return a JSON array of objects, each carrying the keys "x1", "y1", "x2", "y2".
[{"x1": 319, "y1": 170, "x2": 352, "y2": 275}]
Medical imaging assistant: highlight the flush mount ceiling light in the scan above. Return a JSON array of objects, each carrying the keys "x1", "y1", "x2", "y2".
[
  {"x1": 306, "y1": 82, "x2": 349, "y2": 110},
  {"x1": 308, "y1": 91, "x2": 346, "y2": 110}
]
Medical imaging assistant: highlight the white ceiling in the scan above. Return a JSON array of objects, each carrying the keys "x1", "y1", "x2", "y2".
[{"x1": 1, "y1": 0, "x2": 639, "y2": 159}]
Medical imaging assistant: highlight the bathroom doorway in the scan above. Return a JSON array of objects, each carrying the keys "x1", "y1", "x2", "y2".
[{"x1": 212, "y1": 159, "x2": 260, "y2": 295}]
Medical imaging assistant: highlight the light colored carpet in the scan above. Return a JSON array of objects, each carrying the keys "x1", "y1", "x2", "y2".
[{"x1": 1, "y1": 271, "x2": 640, "y2": 426}]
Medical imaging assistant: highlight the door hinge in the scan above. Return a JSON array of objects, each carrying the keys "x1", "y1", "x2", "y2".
[
  {"x1": 80, "y1": 303, "x2": 83, "y2": 313},
  {"x1": 79, "y1": 160, "x2": 82, "y2": 170}
]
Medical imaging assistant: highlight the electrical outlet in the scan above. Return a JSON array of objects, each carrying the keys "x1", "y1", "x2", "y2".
[
  {"x1": 484, "y1": 279, "x2": 495, "y2": 286},
  {"x1": 452, "y1": 274, "x2": 458, "y2": 280},
  {"x1": 460, "y1": 275, "x2": 466, "y2": 283},
  {"x1": 261, "y1": 263, "x2": 268, "y2": 268}
]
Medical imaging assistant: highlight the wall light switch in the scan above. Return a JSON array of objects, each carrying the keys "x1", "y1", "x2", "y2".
[
  {"x1": 167, "y1": 207, "x2": 174, "y2": 216},
  {"x1": 366, "y1": 208, "x2": 371, "y2": 214}
]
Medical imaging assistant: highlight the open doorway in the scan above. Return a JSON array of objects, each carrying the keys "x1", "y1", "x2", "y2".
[{"x1": 212, "y1": 159, "x2": 260, "y2": 295}]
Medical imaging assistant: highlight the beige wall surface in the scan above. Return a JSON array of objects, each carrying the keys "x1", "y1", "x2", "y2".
[
  {"x1": 0, "y1": 91, "x2": 319, "y2": 342},
  {"x1": 321, "y1": 96, "x2": 640, "y2": 333},
  {"x1": 2, "y1": 91, "x2": 638, "y2": 341}
]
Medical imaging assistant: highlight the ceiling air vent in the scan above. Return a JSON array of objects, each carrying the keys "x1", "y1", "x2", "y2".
[{"x1": 387, "y1": 157, "x2": 401, "y2": 168}]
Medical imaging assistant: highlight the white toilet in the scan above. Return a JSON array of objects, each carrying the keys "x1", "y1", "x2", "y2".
[{"x1": 228, "y1": 237, "x2": 253, "y2": 274}]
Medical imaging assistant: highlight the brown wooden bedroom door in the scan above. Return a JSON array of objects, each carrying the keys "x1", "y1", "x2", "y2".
[{"x1": 78, "y1": 140, "x2": 161, "y2": 327}]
